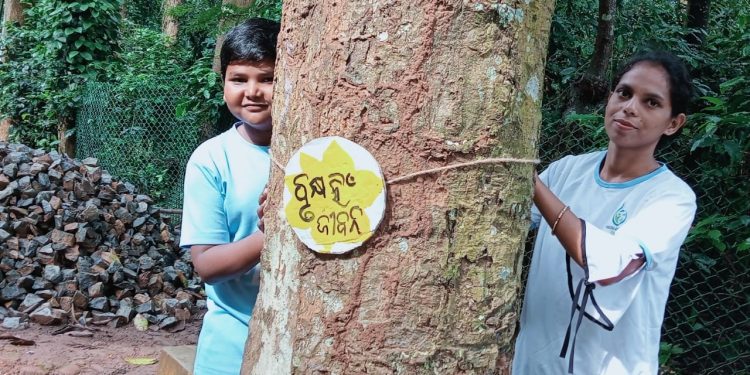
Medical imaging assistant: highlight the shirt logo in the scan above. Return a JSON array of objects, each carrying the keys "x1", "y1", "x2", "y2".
[
  {"x1": 612, "y1": 204, "x2": 628, "y2": 227},
  {"x1": 605, "y1": 204, "x2": 628, "y2": 233}
]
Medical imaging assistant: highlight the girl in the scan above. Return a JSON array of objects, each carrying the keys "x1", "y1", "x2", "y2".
[{"x1": 513, "y1": 51, "x2": 697, "y2": 374}]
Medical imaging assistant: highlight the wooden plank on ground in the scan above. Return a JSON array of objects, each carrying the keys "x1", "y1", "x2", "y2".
[{"x1": 157, "y1": 345, "x2": 195, "y2": 375}]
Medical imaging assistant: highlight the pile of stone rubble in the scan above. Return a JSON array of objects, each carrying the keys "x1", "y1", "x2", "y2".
[{"x1": 0, "y1": 142, "x2": 204, "y2": 331}]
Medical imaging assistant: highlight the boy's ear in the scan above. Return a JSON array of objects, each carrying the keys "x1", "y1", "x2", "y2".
[{"x1": 664, "y1": 113, "x2": 686, "y2": 136}]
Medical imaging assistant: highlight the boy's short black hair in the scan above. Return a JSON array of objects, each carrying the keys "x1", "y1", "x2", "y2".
[{"x1": 220, "y1": 18, "x2": 280, "y2": 78}]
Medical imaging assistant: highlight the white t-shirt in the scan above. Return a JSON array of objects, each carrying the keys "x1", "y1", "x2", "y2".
[
  {"x1": 513, "y1": 150, "x2": 696, "y2": 375},
  {"x1": 180, "y1": 124, "x2": 269, "y2": 374}
]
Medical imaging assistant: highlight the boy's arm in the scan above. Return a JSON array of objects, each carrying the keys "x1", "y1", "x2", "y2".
[
  {"x1": 181, "y1": 147, "x2": 266, "y2": 284},
  {"x1": 257, "y1": 186, "x2": 268, "y2": 232},
  {"x1": 191, "y1": 231, "x2": 265, "y2": 284}
]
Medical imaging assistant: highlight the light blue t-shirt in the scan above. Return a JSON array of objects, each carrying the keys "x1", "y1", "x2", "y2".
[{"x1": 180, "y1": 124, "x2": 270, "y2": 374}]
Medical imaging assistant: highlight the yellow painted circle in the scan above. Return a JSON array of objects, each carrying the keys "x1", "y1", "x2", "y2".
[{"x1": 282, "y1": 137, "x2": 386, "y2": 254}]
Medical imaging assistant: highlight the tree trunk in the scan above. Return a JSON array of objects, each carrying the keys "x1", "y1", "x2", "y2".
[
  {"x1": 686, "y1": 0, "x2": 710, "y2": 46},
  {"x1": 57, "y1": 119, "x2": 75, "y2": 157},
  {"x1": 1, "y1": 0, "x2": 23, "y2": 38},
  {"x1": 0, "y1": 118, "x2": 10, "y2": 142},
  {"x1": 243, "y1": 1, "x2": 555, "y2": 374},
  {"x1": 162, "y1": 0, "x2": 182, "y2": 44},
  {"x1": 211, "y1": 0, "x2": 254, "y2": 73},
  {"x1": 572, "y1": 0, "x2": 617, "y2": 110}
]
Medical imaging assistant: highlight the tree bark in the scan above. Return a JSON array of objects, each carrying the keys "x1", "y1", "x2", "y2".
[
  {"x1": 243, "y1": 1, "x2": 555, "y2": 374},
  {"x1": 0, "y1": 118, "x2": 10, "y2": 142},
  {"x1": 572, "y1": 0, "x2": 617, "y2": 110},
  {"x1": 57, "y1": 119, "x2": 75, "y2": 157},
  {"x1": 1, "y1": 0, "x2": 23, "y2": 38},
  {"x1": 162, "y1": 0, "x2": 182, "y2": 44},
  {"x1": 211, "y1": 0, "x2": 254, "y2": 73},
  {"x1": 686, "y1": 0, "x2": 710, "y2": 46}
]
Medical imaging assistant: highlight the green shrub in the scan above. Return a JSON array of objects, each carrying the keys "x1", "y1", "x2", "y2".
[{"x1": 0, "y1": 0, "x2": 122, "y2": 149}]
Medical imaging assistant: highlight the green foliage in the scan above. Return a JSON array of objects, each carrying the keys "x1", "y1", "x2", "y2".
[
  {"x1": 122, "y1": 0, "x2": 163, "y2": 30},
  {"x1": 25, "y1": 0, "x2": 122, "y2": 75},
  {"x1": 171, "y1": 0, "x2": 282, "y2": 34},
  {"x1": 174, "y1": 56, "x2": 223, "y2": 128},
  {"x1": 108, "y1": 23, "x2": 192, "y2": 77},
  {"x1": 0, "y1": 0, "x2": 122, "y2": 149},
  {"x1": 659, "y1": 342, "x2": 685, "y2": 366},
  {"x1": 247, "y1": 0, "x2": 283, "y2": 21}
]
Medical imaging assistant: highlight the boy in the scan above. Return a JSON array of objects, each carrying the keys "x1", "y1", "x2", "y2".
[{"x1": 180, "y1": 18, "x2": 279, "y2": 374}]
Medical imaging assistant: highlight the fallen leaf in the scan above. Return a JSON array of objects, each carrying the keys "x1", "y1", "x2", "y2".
[{"x1": 125, "y1": 357, "x2": 157, "y2": 366}]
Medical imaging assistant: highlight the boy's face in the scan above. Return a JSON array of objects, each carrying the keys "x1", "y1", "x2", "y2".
[{"x1": 223, "y1": 59, "x2": 275, "y2": 129}]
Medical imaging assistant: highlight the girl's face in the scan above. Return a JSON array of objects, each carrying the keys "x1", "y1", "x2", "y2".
[{"x1": 604, "y1": 62, "x2": 686, "y2": 153}]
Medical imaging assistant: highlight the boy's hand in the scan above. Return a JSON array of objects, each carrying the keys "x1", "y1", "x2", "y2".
[{"x1": 257, "y1": 186, "x2": 269, "y2": 232}]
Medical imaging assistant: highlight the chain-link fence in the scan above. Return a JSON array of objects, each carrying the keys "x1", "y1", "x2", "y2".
[
  {"x1": 75, "y1": 80, "x2": 205, "y2": 211},
  {"x1": 532, "y1": 117, "x2": 749, "y2": 374}
]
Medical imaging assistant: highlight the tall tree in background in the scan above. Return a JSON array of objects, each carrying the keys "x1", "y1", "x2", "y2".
[
  {"x1": 212, "y1": 0, "x2": 253, "y2": 72},
  {"x1": 243, "y1": 1, "x2": 555, "y2": 373},
  {"x1": 571, "y1": 0, "x2": 617, "y2": 110},
  {"x1": 1, "y1": 0, "x2": 23, "y2": 38},
  {"x1": 162, "y1": 0, "x2": 182, "y2": 44},
  {"x1": 686, "y1": 0, "x2": 710, "y2": 46},
  {"x1": 0, "y1": 0, "x2": 24, "y2": 141}
]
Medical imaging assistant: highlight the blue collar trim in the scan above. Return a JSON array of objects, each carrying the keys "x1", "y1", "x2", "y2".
[
  {"x1": 594, "y1": 152, "x2": 666, "y2": 189},
  {"x1": 231, "y1": 122, "x2": 270, "y2": 151}
]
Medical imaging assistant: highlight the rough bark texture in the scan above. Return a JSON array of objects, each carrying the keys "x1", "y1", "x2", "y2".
[
  {"x1": 0, "y1": 118, "x2": 10, "y2": 142},
  {"x1": 572, "y1": 0, "x2": 616, "y2": 109},
  {"x1": 1, "y1": 0, "x2": 24, "y2": 38},
  {"x1": 244, "y1": 1, "x2": 555, "y2": 374},
  {"x1": 686, "y1": 0, "x2": 710, "y2": 46},
  {"x1": 161, "y1": 0, "x2": 182, "y2": 44},
  {"x1": 57, "y1": 119, "x2": 75, "y2": 157},
  {"x1": 211, "y1": 0, "x2": 255, "y2": 73}
]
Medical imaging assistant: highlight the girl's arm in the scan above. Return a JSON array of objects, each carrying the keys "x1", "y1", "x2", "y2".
[
  {"x1": 191, "y1": 231, "x2": 265, "y2": 284},
  {"x1": 533, "y1": 172, "x2": 644, "y2": 285}
]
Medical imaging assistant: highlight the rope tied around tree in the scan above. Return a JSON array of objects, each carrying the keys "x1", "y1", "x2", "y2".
[{"x1": 269, "y1": 155, "x2": 540, "y2": 184}]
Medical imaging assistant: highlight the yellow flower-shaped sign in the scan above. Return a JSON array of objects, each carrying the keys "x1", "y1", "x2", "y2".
[{"x1": 282, "y1": 137, "x2": 386, "y2": 254}]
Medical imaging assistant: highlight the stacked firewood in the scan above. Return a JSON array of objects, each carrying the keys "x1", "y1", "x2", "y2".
[{"x1": 0, "y1": 142, "x2": 203, "y2": 331}]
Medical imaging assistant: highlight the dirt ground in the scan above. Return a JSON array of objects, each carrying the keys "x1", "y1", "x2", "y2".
[{"x1": 0, "y1": 319, "x2": 201, "y2": 375}]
